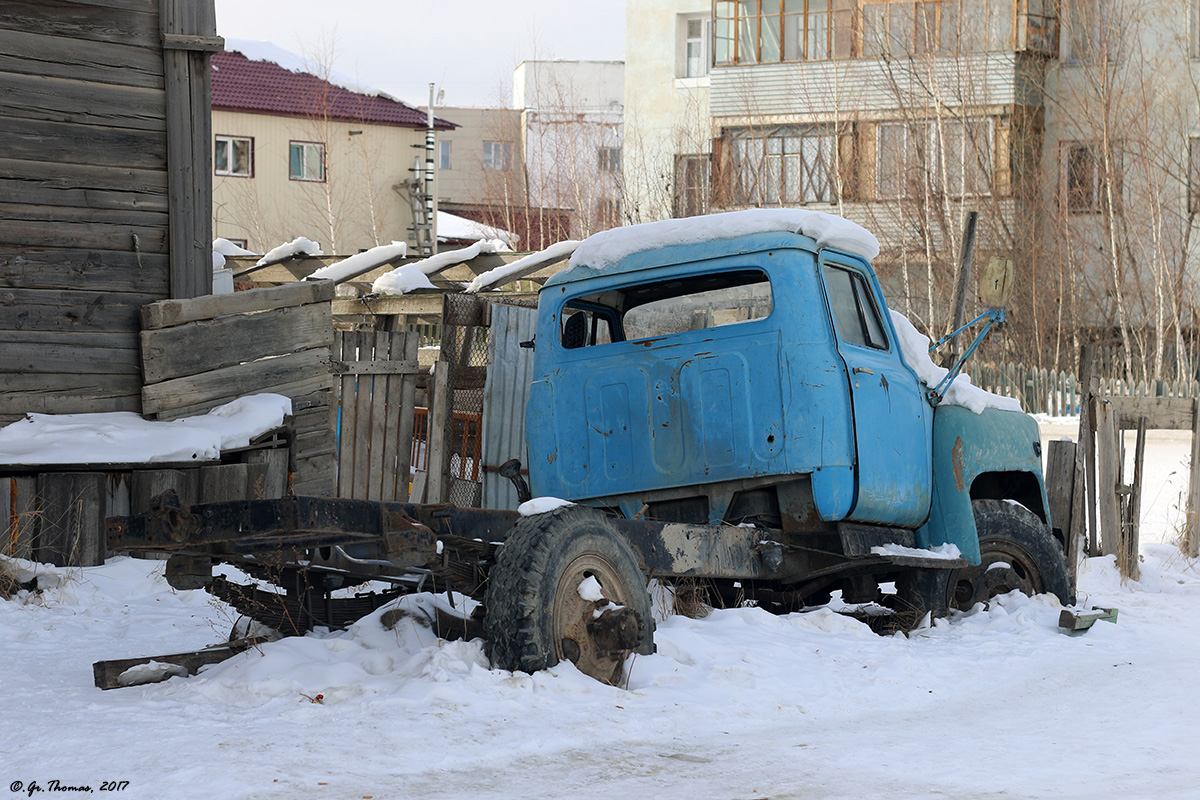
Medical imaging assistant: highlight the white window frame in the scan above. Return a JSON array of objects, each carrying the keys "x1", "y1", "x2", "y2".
[
  {"x1": 679, "y1": 14, "x2": 710, "y2": 78},
  {"x1": 483, "y1": 141, "x2": 513, "y2": 171},
  {"x1": 289, "y1": 141, "x2": 325, "y2": 182},
  {"x1": 215, "y1": 134, "x2": 253, "y2": 177},
  {"x1": 439, "y1": 140, "x2": 452, "y2": 170}
]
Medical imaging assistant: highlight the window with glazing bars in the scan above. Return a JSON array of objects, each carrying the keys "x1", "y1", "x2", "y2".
[{"x1": 731, "y1": 126, "x2": 838, "y2": 204}]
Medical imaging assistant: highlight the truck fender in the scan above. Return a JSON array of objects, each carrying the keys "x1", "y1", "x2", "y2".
[{"x1": 916, "y1": 405, "x2": 1049, "y2": 566}]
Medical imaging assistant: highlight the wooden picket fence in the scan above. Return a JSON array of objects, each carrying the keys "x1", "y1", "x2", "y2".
[{"x1": 974, "y1": 361, "x2": 1200, "y2": 416}]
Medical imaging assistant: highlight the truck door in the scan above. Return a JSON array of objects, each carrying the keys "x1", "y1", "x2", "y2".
[{"x1": 819, "y1": 257, "x2": 931, "y2": 526}]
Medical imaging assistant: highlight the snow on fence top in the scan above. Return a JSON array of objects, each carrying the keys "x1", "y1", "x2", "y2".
[
  {"x1": 464, "y1": 240, "x2": 581, "y2": 294},
  {"x1": 890, "y1": 310, "x2": 1022, "y2": 414},
  {"x1": 0, "y1": 394, "x2": 292, "y2": 465},
  {"x1": 255, "y1": 237, "x2": 323, "y2": 268},
  {"x1": 308, "y1": 241, "x2": 408, "y2": 284},
  {"x1": 372, "y1": 240, "x2": 506, "y2": 295},
  {"x1": 562, "y1": 209, "x2": 880, "y2": 279}
]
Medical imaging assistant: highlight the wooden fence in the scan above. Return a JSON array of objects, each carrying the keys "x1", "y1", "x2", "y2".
[
  {"x1": 333, "y1": 330, "x2": 419, "y2": 502},
  {"x1": 975, "y1": 361, "x2": 1200, "y2": 416}
]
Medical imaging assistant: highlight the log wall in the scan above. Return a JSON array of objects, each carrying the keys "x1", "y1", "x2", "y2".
[{"x1": 0, "y1": 0, "x2": 216, "y2": 424}]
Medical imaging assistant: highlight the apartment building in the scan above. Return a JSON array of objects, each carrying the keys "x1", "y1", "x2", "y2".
[{"x1": 625, "y1": 1, "x2": 1200, "y2": 374}]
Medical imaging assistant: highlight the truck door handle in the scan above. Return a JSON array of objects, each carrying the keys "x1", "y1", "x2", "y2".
[{"x1": 853, "y1": 367, "x2": 874, "y2": 375}]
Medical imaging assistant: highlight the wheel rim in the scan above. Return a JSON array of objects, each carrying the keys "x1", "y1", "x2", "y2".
[
  {"x1": 551, "y1": 553, "x2": 634, "y2": 685},
  {"x1": 949, "y1": 538, "x2": 1044, "y2": 611}
]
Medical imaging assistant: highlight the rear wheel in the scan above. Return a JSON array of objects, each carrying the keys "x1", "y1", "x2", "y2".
[
  {"x1": 948, "y1": 499, "x2": 1074, "y2": 610},
  {"x1": 484, "y1": 506, "x2": 654, "y2": 685}
]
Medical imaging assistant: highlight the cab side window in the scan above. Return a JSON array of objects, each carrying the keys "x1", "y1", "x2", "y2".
[{"x1": 822, "y1": 264, "x2": 888, "y2": 349}]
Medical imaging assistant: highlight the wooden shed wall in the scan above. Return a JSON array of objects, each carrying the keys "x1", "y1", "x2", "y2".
[{"x1": 0, "y1": 0, "x2": 215, "y2": 425}]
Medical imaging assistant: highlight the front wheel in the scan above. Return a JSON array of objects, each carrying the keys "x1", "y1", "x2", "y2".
[
  {"x1": 948, "y1": 499, "x2": 1074, "y2": 611},
  {"x1": 484, "y1": 506, "x2": 655, "y2": 685}
]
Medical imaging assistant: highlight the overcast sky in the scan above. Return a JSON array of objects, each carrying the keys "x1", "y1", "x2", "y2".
[{"x1": 212, "y1": 0, "x2": 626, "y2": 109}]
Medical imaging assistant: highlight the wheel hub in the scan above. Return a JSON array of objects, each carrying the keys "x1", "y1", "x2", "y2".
[
  {"x1": 950, "y1": 540, "x2": 1042, "y2": 611},
  {"x1": 551, "y1": 554, "x2": 643, "y2": 684}
]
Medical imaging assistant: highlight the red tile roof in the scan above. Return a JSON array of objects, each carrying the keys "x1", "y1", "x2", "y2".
[{"x1": 211, "y1": 50, "x2": 455, "y2": 130}]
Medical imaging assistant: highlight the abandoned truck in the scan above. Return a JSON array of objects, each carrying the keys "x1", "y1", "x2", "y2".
[{"x1": 108, "y1": 209, "x2": 1074, "y2": 686}]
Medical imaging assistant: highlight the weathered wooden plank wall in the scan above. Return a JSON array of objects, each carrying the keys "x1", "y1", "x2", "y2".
[
  {"x1": 0, "y1": 0, "x2": 215, "y2": 425},
  {"x1": 139, "y1": 281, "x2": 337, "y2": 495}
]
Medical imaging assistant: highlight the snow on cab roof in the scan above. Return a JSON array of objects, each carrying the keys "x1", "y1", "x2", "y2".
[{"x1": 548, "y1": 209, "x2": 879, "y2": 287}]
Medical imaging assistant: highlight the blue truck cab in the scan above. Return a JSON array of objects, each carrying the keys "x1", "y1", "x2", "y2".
[{"x1": 524, "y1": 211, "x2": 1062, "y2": 594}]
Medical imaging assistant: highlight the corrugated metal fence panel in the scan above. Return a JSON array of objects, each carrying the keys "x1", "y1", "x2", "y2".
[{"x1": 482, "y1": 303, "x2": 538, "y2": 510}]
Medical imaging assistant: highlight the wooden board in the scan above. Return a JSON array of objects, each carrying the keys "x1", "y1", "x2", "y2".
[
  {"x1": 142, "y1": 349, "x2": 332, "y2": 418},
  {"x1": 140, "y1": 302, "x2": 334, "y2": 383},
  {"x1": 0, "y1": 27, "x2": 164, "y2": 89},
  {"x1": 141, "y1": 280, "x2": 335, "y2": 329},
  {"x1": 35, "y1": 471, "x2": 106, "y2": 567},
  {"x1": 0, "y1": 287, "x2": 154, "y2": 333},
  {"x1": 92, "y1": 636, "x2": 267, "y2": 691},
  {"x1": 1045, "y1": 439, "x2": 1077, "y2": 580},
  {"x1": 0, "y1": 217, "x2": 167, "y2": 253},
  {"x1": 0, "y1": 338, "x2": 139, "y2": 375},
  {"x1": 0, "y1": 1, "x2": 159, "y2": 48},
  {"x1": 245, "y1": 448, "x2": 290, "y2": 499},
  {"x1": 0, "y1": 373, "x2": 140, "y2": 421},
  {"x1": 0, "y1": 114, "x2": 166, "y2": 171},
  {"x1": 0, "y1": 70, "x2": 166, "y2": 131},
  {"x1": 1095, "y1": 401, "x2": 1122, "y2": 559},
  {"x1": 130, "y1": 469, "x2": 198, "y2": 514},
  {"x1": 0, "y1": 249, "x2": 169, "y2": 293},
  {"x1": 200, "y1": 464, "x2": 249, "y2": 503},
  {"x1": 332, "y1": 295, "x2": 446, "y2": 317},
  {"x1": 1106, "y1": 396, "x2": 1195, "y2": 431}
]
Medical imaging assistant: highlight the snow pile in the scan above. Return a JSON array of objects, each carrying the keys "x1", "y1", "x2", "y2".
[
  {"x1": 464, "y1": 239, "x2": 580, "y2": 293},
  {"x1": 307, "y1": 241, "x2": 407, "y2": 284},
  {"x1": 371, "y1": 240, "x2": 502, "y2": 295},
  {"x1": 518, "y1": 497, "x2": 575, "y2": 516},
  {"x1": 565, "y1": 209, "x2": 880, "y2": 277},
  {"x1": 213, "y1": 238, "x2": 259, "y2": 257},
  {"x1": 890, "y1": 310, "x2": 1022, "y2": 414},
  {"x1": 4, "y1": 421, "x2": 1200, "y2": 798},
  {"x1": 256, "y1": 237, "x2": 323, "y2": 267},
  {"x1": 437, "y1": 210, "x2": 517, "y2": 248},
  {"x1": 870, "y1": 543, "x2": 962, "y2": 560},
  {"x1": 371, "y1": 265, "x2": 437, "y2": 295},
  {"x1": 0, "y1": 394, "x2": 291, "y2": 465}
]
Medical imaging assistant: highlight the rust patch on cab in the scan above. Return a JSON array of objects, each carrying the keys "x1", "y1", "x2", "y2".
[{"x1": 952, "y1": 436, "x2": 965, "y2": 493}]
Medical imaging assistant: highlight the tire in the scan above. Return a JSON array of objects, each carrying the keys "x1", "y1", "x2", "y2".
[
  {"x1": 484, "y1": 505, "x2": 655, "y2": 685},
  {"x1": 947, "y1": 499, "x2": 1075, "y2": 610}
]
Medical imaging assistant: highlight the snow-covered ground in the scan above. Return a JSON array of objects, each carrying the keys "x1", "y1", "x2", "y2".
[{"x1": 3, "y1": 419, "x2": 1198, "y2": 799}]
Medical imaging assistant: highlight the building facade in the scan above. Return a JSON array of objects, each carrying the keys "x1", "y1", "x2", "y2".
[
  {"x1": 515, "y1": 60, "x2": 626, "y2": 238},
  {"x1": 625, "y1": 0, "x2": 1200, "y2": 377},
  {"x1": 211, "y1": 49, "x2": 454, "y2": 255}
]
